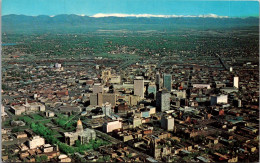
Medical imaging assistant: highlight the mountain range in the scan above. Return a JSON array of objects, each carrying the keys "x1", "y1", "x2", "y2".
[{"x1": 2, "y1": 14, "x2": 259, "y2": 34}]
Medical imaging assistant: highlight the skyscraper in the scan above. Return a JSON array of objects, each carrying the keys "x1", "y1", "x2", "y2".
[
  {"x1": 163, "y1": 73, "x2": 172, "y2": 91},
  {"x1": 148, "y1": 83, "x2": 157, "y2": 99},
  {"x1": 102, "y1": 102, "x2": 112, "y2": 117},
  {"x1": 161, "y1": 115, "x2": 174, "y2": 131},
  {"x1": 156, "y1": 72, "x2": 161, "y2": 90},
  {"x1": 93, "y1": 83, "x2": 104, "y2": 94},
  {"x1": 134, "y1": 76, "x2": 144, "y2": 98},
  {"x1": 233, "y1": 76, "x2": 239, "y2": 88},
  {"x1": 156, "y1": 90, "x2": 171, "y2": 112}
]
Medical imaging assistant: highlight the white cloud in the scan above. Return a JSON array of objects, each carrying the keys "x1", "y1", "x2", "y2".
[
  {"x1": 49, "y1": 14, "x2": 86, "y2": 17},
  {"x1": 91, "y1": 13, "x2": 228, "y2": 18},
  {"x1": 76, "y1": 14, "x2": 86, "y2": 17}
]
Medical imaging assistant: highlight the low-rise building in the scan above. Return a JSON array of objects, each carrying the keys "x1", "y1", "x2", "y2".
[
  {"x1": 58, "y1": 154, "x2": 71, "y2": 162},
  {"x1": 10, "y1": 100, "x2": 45, "y2": 115},
  {"x1": 28, "y1": 136, "x2": 45, "y2": 149},
  {"x1": 193, "y1": 84, "x2": 211, "y2": 89},
  {"x1": 133, "y1": 116, "x2": 142, "y2": 128},
  {"x1": 45, "y1": 111, "x2": 55, "y2": 117},
  {"x1": 14, "y1": 132, "x2": 27, "y2": 139},
  {"x1": 211, "y1": 95, "x2": 228, "y2": 105}
]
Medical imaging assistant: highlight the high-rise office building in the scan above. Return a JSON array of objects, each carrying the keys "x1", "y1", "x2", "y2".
[
  {"x1": 163, "y1": 73, "x2": 172, "y2": 91},
  {"x1": 102, "y1": 93, "x2": 117, "y2": 107},
  {"x1": 134, "y1": 76, "x2": 144, "y2": 98},
  {"x1": 156, "y1": 72, "x2": 161, "y2": 90},
  {"x1": 129, "y1": 95, "x2": 141, "y2": 106},
  {"x1": 90, "y1": 93, "x2": 117, "y2": 107},
  {"x1": 161, "y1": 115, "x2": 174, "y2": 131},
  {"x1": 156, "y1": 90, "x2": 171, "y2": 112},
  {"x1": 90, "y1": 94, "x2": 98, "y2": 106},
  {"x1": 93, "y1": 83, "x2": 103, "y2": 94},
  {"x1": 233, "y1": 76, "x2": 239, "y2": 88},
  {"x1": 148, "y1": 83, "x2": 157, "y2": 99},
  {"x1": 102, "y1": 102, "x2": 112, "y2": 117},
  {"x1": 103, "y1": 121, "x2": 122, "y2": 133}
]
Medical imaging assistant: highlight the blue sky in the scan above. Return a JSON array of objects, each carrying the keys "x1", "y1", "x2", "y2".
[{"x1": 2, "y1": 0, "x2": 259, "y2": 17}]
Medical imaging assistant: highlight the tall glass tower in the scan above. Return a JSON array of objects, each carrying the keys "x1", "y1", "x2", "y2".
[{"x1": 163, "y1": 73, "x2": 172, "y2": 91}]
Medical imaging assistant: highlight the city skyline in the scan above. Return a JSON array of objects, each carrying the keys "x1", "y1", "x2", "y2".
[{"x1": 1, "y1": 0, "x2": 259, "y2": 162}]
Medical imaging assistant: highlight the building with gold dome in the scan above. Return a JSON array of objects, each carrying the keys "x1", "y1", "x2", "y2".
[
  {"x1": 76, "y1": 118, "x2": 84, "y2": 133},
  {"x1": 64, "y1": 119, "x2": 96, "y2": 146}
]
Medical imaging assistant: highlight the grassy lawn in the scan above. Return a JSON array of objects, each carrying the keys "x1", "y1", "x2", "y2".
[
  {"x1": 41, "y1": 119, "x2": 51, "y2": 124},
  {"x1": 31, "y1": 122, "x2": 111, "y2": 155},
  {"x1": 11, "y1": 125, "x2": 30, "y2": 132},
  {"x1": 54, "y1": 134, "x2": 63, "y2": 138},
  {"x1": 18, "y1": 116, "x2": 33, "y2": 124},
  {"x1": 50, "y1": 129, "x2": 61, "y2": 135},
  {"x1": 56, "y1": 113, "x2": 67, "y2": 118},
  {"x1": 31, "y1": 114, "x2": 44, "y2": 120},
  {"x1": 2, "y1": 120, "x2": 11, "y2": 127}
]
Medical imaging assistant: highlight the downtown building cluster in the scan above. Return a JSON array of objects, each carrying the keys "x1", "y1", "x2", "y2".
[{"x1": 2, "y1": 52, "x2": 259, "y2": 162}]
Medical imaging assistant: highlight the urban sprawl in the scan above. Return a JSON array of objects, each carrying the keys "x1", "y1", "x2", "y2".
[{"x1": 2, "y1": 26, "x2": 259, "y2": 162}]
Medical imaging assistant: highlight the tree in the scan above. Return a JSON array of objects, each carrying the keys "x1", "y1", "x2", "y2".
[
  {"x1": 127, "y1": 153, "x2": 132, "y2": 158},
  {"x1": 217, "y1": 148, "x2": 228, "y2": 154},
  {"x1": 104, "y1": 155, "x2": 111, "y2": 162},
  {"x1": 11, "y1": 127, "x2": 21, "y2": 133},
  {"x1": 75, "y1": 140, "x2": 81, "y2": 147},
  {"x1": 35, "y1": 155, "x2": 48, "y2": 162},
  {"x1": 57, "y1": 142, "x2": 75, "y2": 154}
]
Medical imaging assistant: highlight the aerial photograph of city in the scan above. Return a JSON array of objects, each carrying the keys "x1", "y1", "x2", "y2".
[{"x1": 1, "y1": 0, "x2": 259, "y2": 162}]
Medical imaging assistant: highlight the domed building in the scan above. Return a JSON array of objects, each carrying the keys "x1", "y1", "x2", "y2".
[
  {"x1": 76, "y1": 119, "x2": 84, "y2": 133},
  {"x1": 64, "y1": 119, "x2": 96, "y2": 146}
]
